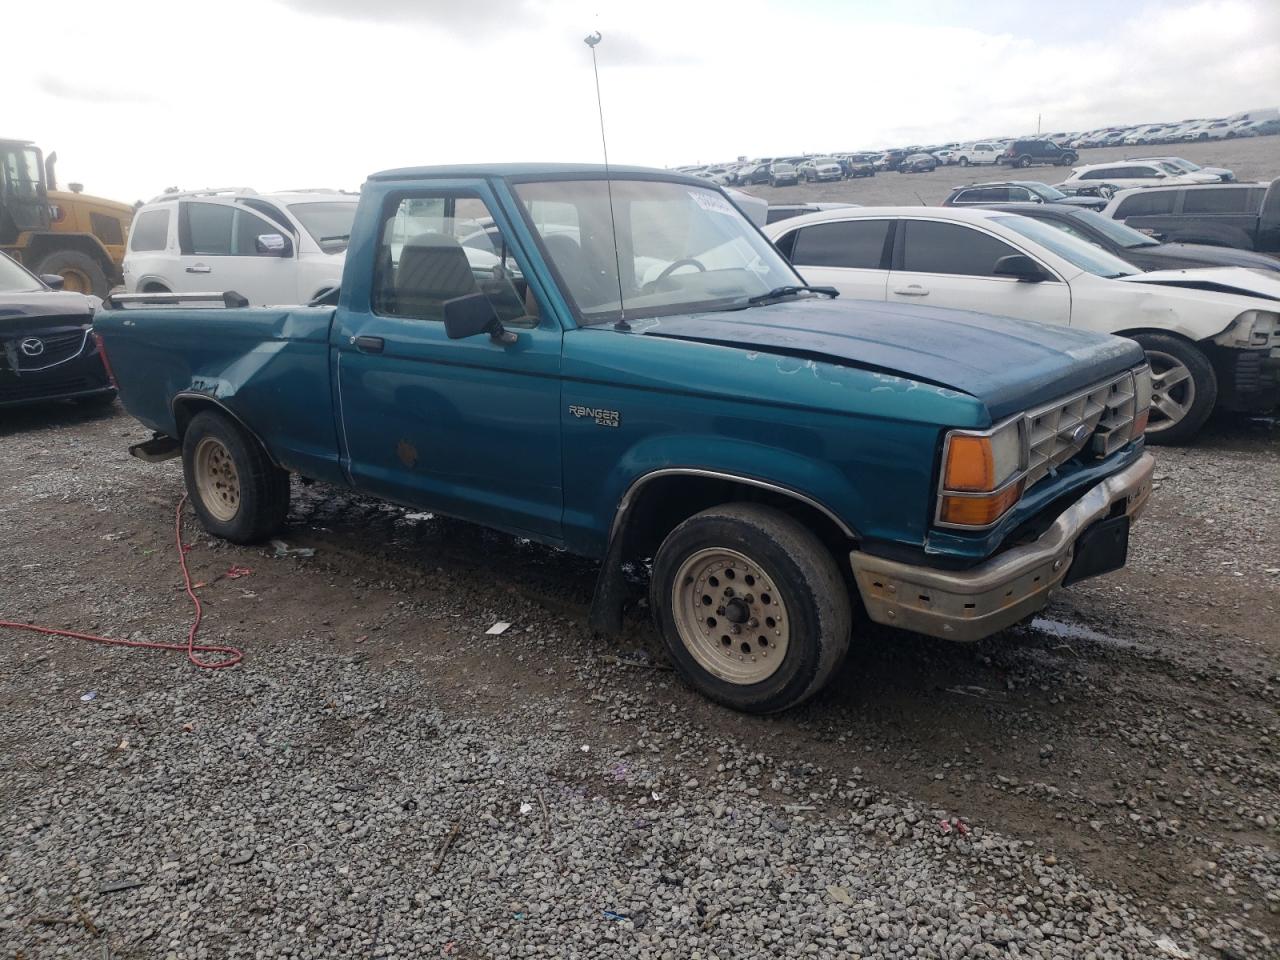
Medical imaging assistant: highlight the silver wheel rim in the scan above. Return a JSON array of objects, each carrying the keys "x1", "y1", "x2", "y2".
[
  {"x1": 671, "y1": 548, "x2": 790, "y2": 685},
  {"x1": 1145, "y1": 349, "x2": 1196, "y2": 432},
  {"x1": 193, "y1": 436, "x2": 241, "y2": 522}
]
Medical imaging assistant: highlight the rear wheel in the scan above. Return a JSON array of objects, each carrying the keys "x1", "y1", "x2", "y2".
[
  {"x1": 1131, "y1": 333, "x2": 1217, "y2": 445},
  {"x1": 182, "y1": 410, "x2": 290, "y2": 543},
  {"x1": 651, "y1": 503, "x2": 851, "y2": 713},
  {"x1": 34, "y1": 249, "x2": 109, "y2": 298},
  {"x1": 958, "y1": 156, "x2": 969, "y2": 167}
]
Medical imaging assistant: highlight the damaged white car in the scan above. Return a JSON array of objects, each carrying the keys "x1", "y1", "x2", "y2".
[{"x1": 765, "y1": 206, "x2": 1280, "y2": 442}]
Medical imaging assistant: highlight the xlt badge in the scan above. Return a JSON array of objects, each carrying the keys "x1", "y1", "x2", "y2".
[{"x1": 569, "y1": 404, "x2": 620, "y2": 428}]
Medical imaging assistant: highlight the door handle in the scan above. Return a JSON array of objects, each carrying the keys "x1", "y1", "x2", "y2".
[
  {"x1": 185, "y1": 264, "x2": 212, "y2": 274},
  {"x1": 351, "y1": 335, "x2": 384, "y2": 354},
  {"x1": 893, "y1": 285, "x2": 929, "y2": 296}
]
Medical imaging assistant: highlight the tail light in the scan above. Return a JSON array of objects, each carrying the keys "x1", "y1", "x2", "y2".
[{"x1": 91, "y1": 330, "x2": 117, "y2": 387}]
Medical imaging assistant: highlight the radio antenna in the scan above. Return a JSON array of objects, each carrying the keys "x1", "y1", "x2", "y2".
[{"x1": 584, "y1": 31, "x2": 630, "y2": 332}]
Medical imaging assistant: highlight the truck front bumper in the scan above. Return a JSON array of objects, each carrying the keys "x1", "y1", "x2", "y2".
[{"x1": 849, "y1": 453, "x2": 1155, "y2": 642}]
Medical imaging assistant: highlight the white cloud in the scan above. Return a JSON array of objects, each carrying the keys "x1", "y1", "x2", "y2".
[{"x1": 4, "y1": 0, "x2": 1276, "y2": 203}]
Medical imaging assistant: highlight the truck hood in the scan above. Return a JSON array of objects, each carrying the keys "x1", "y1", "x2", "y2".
[
  {"x1": 640, "y1": 298, "x2": 1143, "y2": 421},
  {"x1": 1116, "y1": 266, "x2": 1280, "y2": 302}
]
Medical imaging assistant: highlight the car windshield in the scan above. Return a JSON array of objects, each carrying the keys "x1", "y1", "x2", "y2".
[
  {"x1": 1065, "y1": 209, "x2": 1160, "y2": 248},
  {"x1": 773, "y1": 164, "x2": 795, "y2": 172},
  {"x1": 0, "y1": 252, "x2": 42, "y2": 293},
  {"x1": 993, "y1": 215, "x2": 1140, "y2": 278},
  {"x1": 513, "y1": 178, "x2": 802, "y2": 325},
  {"x1": 1029, "y1": 183, "x2": 1067, "y2": 200},
  {"x1": 814, "y1": 157, "x2": 837, "y2": 165},
  {"x1": 287, "y1": 201, "x2": 359, "y2": 253}
]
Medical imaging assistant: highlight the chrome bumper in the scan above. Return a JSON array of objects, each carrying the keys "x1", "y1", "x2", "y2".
[{"x1": 850, "y1": 453, "x2": 1155, "y2": 642}]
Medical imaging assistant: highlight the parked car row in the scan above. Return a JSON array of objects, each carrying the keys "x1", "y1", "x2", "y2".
[{"x1": 675, "y1": 105, "x2": 1277, "y2": 185}]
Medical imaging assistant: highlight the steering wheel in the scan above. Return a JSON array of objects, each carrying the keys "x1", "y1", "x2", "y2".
[{"x1": 645, "y1": 257, "x2": 707, "y2": 292}]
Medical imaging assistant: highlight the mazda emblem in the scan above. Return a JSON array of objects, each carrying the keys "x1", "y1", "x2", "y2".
[{"x1": 19, "y1": 337, "x2": 45, "y2": 357}]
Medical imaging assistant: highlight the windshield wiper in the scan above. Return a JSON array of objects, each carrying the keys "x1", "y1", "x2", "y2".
[{"x1": 746, "y1": 285, "x2": 839, "y2": 305}]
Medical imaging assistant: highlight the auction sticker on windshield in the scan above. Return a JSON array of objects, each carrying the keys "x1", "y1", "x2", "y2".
[{"x1": 689, "y1": 191, "x2": 736, "y2": 216}]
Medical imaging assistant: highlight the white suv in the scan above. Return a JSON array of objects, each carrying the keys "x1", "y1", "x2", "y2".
[
  {"x1": 122, "y1": 188, "x2": 359, "y2": 305},
  {"x1": 952, "y1": 142, "x2": 1001, "y2": 166}
]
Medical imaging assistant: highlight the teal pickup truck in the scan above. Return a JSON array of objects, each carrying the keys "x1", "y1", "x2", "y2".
[{"x1": 94, "y1": 164, "x2": 1155, "y2": 712}]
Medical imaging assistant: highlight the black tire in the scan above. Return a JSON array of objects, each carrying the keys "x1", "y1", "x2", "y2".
[
  {"x1": 650, "y1": 503, "x2": 852, "y2": 714},
  {"x1": 34, "y1": 249, "x2": 110, "y2": 298},
  {"x1": 958, "y1": 156, "x2": 969, "y2": 167},
  {"x1": 1131, "y1": 332, "x2": 1218, "y2": 445},
  {"x1": 1017, "y1": 156, "x2": 1032, "y2": 169},
  {"x1": 182, "y1": 410, "x2": 290, "y2": 543}
]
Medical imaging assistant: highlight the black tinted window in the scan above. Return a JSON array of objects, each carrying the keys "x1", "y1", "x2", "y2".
[
  {"x1": 130, "y1": 209, "x2": 169, "y2": 251},
  {"x1": 183, "y1": 202, "x2": 234, "y2": 255},
  {"x1": 791, "y1": 220, "x2": 890, "y2": 269},
  {"x1": 1182, "y1": 188, "x2": 1262, "y2": 214},
  {"x1": 1116, "y1": 191, "x2": 1176, "y2": 217},
  {"x1": 901, "y1": 220, "x2": 1020, "y2": 277},
  {"x1": 233, "y1": 210, "x2": 285, "y2": 256}
]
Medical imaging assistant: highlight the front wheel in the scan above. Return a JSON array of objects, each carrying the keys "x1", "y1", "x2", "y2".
[
  {"x1": 182, "y1": 410, "x2": 291, "y2": 543},
  {"x1": 958, "y1": 157, "x2": 969, "y2": 167},
  {"x1": 1131, "y1": 333, "x2": 1218, "y2": 445},
  {"x1": 651, "y1": 503, "x2": 851, "y2": 713}
]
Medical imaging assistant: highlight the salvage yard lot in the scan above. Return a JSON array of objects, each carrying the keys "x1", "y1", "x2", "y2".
[
  {"x1": 2, "y1": 408, "x2": 1277, "y2": 957},
  {"x1": 744, "y1": 136, "x2": 1280, "y2": 207}
]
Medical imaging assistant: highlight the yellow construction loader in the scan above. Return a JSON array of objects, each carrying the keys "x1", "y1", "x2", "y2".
[{"x1": 1, "y1": 138, "x2": 133, "y2": 297}]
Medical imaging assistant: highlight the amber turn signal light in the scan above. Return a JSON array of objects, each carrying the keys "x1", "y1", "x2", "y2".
[
  {"x1": 938, "y1": 481, "x2": 1024, "y2": 526},
  {"x1": 942, "y1": 435, "x2": 997, "y2": 492}
]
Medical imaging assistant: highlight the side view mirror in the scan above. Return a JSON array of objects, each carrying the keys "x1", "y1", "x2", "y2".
[
  {"x1": 993, "y1": 254, "x2": 1048, "y2": 282},
  {"x1": 255, "y1": 233, "x2": 293, "y2": 257},
  {"x1": 1155, "y1": 172, "x2": 1167, "y2": 179},
  {"x1": 40, "y1": 273, "x2": 66, "y2": 290},
  {"x1": 443, "y1": 292, "x2": 517, "y2": 345}
]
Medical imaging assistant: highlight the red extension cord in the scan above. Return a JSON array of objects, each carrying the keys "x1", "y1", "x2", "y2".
[{"x1": 0, "y1": 495, "x2": 243, "y2": 669}]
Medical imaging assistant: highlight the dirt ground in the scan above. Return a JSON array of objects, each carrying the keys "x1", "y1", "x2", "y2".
[
  {"x1": 740, "y1": 135, "x2": 1279, "y2": 207},
  {"x1": 1, "y1": 389, "x2": 1277, "y2": 959}
]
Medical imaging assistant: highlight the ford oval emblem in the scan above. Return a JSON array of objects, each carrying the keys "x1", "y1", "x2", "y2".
[{"x1": 1071, "y1": 424, "x2": 1091, "y2": 445}]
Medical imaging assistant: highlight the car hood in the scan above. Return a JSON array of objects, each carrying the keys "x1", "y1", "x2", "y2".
[
  {"x1": 1129, "y1": 243, "x2": 1280, "y2": 273},
  {"x1": 0, "y1": 290, "x2": 96, "y2": 329},
  {"x1": 1116, "y1": 266, "x2": 1280, "y2": 302},
  {"x1": 1053, "y1": 196, "x2": 1108, "y2": 209},
  {"x1": 640, "y1": 298, "x2": 1143, "y2": 421}
]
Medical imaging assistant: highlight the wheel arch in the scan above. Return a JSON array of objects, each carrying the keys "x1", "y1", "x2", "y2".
[
  {"x1": 588, "y1": 468, "x2": 858, "y2": 634},
  {"x1": 171, "y1": 392, "x2": 285, "y2": 470}
]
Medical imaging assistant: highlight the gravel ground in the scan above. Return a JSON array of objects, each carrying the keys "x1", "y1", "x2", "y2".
[
  {"x1": 1, "y1": 399, "x2": 1276, "y2": 960},
  {"x1": 739, "y1": 135, "x2": 1280, "y2": 207}
]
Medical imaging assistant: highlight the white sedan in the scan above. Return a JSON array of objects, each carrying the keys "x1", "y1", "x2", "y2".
[{"x1": 764, "y1": 206, "x2": 1280, "y2": 443}]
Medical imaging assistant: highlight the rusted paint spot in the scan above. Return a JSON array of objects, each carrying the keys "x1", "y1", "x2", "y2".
[{"x1": 396, "y1": 440, "x2": 418, "y2": 468}]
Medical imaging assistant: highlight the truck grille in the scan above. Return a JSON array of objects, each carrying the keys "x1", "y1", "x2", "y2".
[{"x1": 1025, "y1": 370, "x2": 1138, "y2": 488}]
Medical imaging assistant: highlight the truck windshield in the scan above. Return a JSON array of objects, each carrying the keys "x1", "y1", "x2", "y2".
[
  {"x1": 288, "y1": 201, "x2": 359, "y2": 253},
  {"x1": 512, "y1": 179, "x2": 801, "y2": 324},
  {"x1": 993, "y1": 215, "x2": 1140, "y2": 278},
  {"x1": 0, "y1": 253, "x2": 42, "y2": 293}
]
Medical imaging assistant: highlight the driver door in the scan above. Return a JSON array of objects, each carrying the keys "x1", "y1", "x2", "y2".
[
  {"x1": 887, "y1": 218, "x2": 1070, "y2": 325},
  {"x1": 332, "y1": 181, "x2": 564, "y2": 541}
]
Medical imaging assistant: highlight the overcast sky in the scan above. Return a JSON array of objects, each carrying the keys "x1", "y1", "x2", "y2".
[{"x1": 8, "y1": 0, "x2": 1278, "y2": 203}]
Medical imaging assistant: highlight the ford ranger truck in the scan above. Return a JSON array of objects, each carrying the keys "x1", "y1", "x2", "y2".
[{"x1": 93, "y1": 164, "x2": 1156, "y2": 713}]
